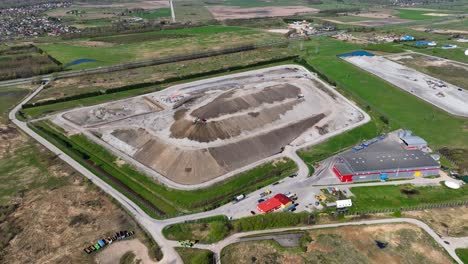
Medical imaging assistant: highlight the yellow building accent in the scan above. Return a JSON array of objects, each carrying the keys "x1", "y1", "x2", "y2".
[{"x1": 414, "y1": 171, "x2": 421, "y2": 177}]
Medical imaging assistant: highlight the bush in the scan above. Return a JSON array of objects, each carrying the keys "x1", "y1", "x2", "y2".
[
  {"x1": 192, "y1": 250, "x2": 214, "y2": 264},
  {"x1": 232, "y1": 212, "x2": 315, "y2": 232},
  {"x1": 207, "y1": 222, "x2": 230, "y2": 242}
]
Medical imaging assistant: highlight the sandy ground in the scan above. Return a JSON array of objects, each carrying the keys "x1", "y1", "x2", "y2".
[
  {"x1": 266, "y1": 29, "x2": 290, "y2": 34},
  {"x1": 207, "y1": 6, "x2": 318, "y2": 20},
  {"x1": 354, "y1": 9, "x2": 395, "y2": 18},
  {"x1": 424, "y1": 13, "x2": 451, "y2": 17},
  {"x1": 344, "y1": 55, "x2": 468, "y2": 117},
  {"x1": 55, "y1": 65, "x2": 365, "y2": 185},
  {"x1": 96, "y1": 239, "x2": 157, "y2": 264}
]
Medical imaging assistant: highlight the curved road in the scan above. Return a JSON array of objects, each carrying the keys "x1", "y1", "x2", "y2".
[
  {"x1": 10, "y1": 84, "x2": 465, "y2": 264},
  {"x1": 187, "y1": 218, "x2": 465, "y2": 264}
]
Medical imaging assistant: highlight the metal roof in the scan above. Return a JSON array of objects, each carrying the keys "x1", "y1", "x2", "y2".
[
  {"x1": 401, "y1": 136, "x2": 427, "y2": 146},
  {"x1": 340, "y1": 150, "x2": 439, "y2": 173}
]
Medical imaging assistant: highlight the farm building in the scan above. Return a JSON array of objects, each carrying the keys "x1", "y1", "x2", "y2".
[
  {"x1": 333, "y1": 132, "x2": 440, "y2": 182},
  {"x1": 257, "y1": 194, "x2": 292, "y2": 213}
]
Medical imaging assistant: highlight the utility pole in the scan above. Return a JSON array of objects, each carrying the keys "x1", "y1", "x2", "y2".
[{"x1": 170, "y1": 0, "x2": 176, "y2": 23}]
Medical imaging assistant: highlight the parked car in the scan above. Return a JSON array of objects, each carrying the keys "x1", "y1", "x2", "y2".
[
  {"x1": 258, "y1": 199, "x2": 265, "y2": 203},
  {"x1": 289, "y1": 173, "x2": 298, "y2": 178},
  {"x1": 250, "y1": 210, "x2": 256, "y2": 215}
]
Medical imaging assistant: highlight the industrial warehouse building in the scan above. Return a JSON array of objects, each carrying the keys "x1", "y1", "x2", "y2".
[
  {"x1": 333, "y1": 131, "x2": 440, "y2": 182},
  {"x1": 257, "y1": 194, "x2": 292, "y2": 213}
]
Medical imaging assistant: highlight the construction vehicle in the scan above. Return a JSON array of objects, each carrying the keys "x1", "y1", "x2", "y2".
[
  {"x1": 259, "y1": 190, "x2": 272, "y2": 197},
  {"x1": 178, "y1": 240, "x2": 198, "y2": 248},
  {"x1": 315, "y1": 194, "x2": 326, "y2": 202}
]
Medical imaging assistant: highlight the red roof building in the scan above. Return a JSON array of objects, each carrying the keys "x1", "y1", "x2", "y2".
[{"x1": 257, "y1": 194, "x2": 292, "y2": 213}]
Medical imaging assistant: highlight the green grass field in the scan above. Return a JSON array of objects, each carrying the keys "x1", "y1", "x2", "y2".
[
  {"x1": 396, "y1": 9, "x2": 451, "y2": 20},
  {"x1": 175, "y1": 248, "x2": 214, "y2": 264},
  {"x1": 456, "y1": 248, "x2": 468, "y2": 264},
  {"x1": 0, "y1": 88, "x2": 29, "y2": 121},
  {"x1": 350, "y1": 184, "x2": 468, "y2": 212},
  {"x1": 38, "y1": 26, "x2": 279, "y2": 70},
  {"x1": 134, "y1": 8, "x2": 171, "y2": 19}
]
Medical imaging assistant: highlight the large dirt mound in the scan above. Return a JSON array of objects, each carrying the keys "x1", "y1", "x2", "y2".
[
  {"x1": 122, "y1": 113, "x2": 325, "y2": 184},
  {"x1": 191, "y1": 84, "x2": 300, "y2": 119},
  {"x1": 170, "y1": 99, "x2": 300, "y2": 142}
]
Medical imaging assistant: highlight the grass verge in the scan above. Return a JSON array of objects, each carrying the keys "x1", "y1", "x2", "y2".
[
  {"x1": 175, "y1": 248, "x2": 215, "y2": 264},
  {"x1": 350, "y1": 184, "x2": 468, "y2": 212},
  {"x1": 455, "y1": 248, "x2": 468, "y2": 264},
  {"x1": 163, "y1": 212, "x2": 315, "y2": 243}
]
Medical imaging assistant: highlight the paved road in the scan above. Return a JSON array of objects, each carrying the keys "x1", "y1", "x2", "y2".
[
  {"x1": 10, "y1": 84, "x2": 465, "y2": 264},
  {"x1": 186, "y1": 218, "x2": 465, "y2": 264}
]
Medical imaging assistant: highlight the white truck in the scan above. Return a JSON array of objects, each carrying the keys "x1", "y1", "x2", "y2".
[{"x1": 233, "y1": 194, "x2": 245, "y2": 203}]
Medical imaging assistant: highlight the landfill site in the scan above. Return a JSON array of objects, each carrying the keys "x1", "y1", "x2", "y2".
[
  {"x1": 341, "y1": 53, "x2": 468, "y2": 117},
  {"x1": 55, "y1": 65, "x2": 366, "y2": 185}
]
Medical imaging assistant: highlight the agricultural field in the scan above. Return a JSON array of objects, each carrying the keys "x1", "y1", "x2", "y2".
[
  {"x1": 0, "y1": 45, "x2": 62, "y2": 81},
  {"x1": 221, "y1": 223, "x2": 454, "y2": 264},
  {"x1": 37, "y1": 26, "x2": 281, "y2": 70},
  {"x1": 31, "y1": 46, "x2": 294, "y2": 103},
  {"x1": 173, "y1": 0, "x2": 215, "y2": 22},
  {"x1": 396, "y1": 8, "x2": 460, "y2": 20},
  {"x1": 0, "y1": 92, "x2": 160, "y2": 263},
  {"x1": 44, "y1": 0, "x2": 171, "y2": 27},
  {"x1": 349, "y1": 184, "x2": 468, "y2": 212}
]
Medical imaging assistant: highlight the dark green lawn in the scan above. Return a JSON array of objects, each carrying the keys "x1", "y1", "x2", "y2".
[{"x1": 350, "y1": 184, "x2": 468, "y2": 211}]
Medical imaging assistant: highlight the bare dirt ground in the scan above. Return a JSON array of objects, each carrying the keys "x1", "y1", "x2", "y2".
[
  {"x1": 404, "y1": 206, "x2": 468, "y2": 237},
  {"x1": 0, "y1": 122, "x2": 156, "y2": 264},
  {"x1": 221, "y1": 223, "x2": 453, "y2": 264},
  {"x1": 55, "y1": 65, "x2": 365, "y2": 185},
  {"x1": 343, "y1": 55, "x2": 468, "y2": 117},
  {"x1": 387, "y1": 53, "x2": 468, "y2": 89},
  {"x1": 207, "y1": 6, "x2": 318, "y2": 20},
  {"x1": 352, "y1": 18, "x2": 411, "y2": 26},
  {"x1": 96, "y1": 239, "x2": 157, "y2": 264},
  {"x1": 354, "y1": 9, "x2": 395, "y2": 18}
]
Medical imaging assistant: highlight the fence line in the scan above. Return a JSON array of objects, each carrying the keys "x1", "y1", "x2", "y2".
[{"x1": 342, "y1": 200, "x2": 468, "y2": 216}]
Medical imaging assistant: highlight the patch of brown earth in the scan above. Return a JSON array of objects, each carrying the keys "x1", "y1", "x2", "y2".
[
  {"x1": 191, "y1": 84, "x2": 300, "y2": 119},
  {"x1": 96, "y1": 239, "x2": 157, "y2": 264},
  {"x1": 404, "y1": 206, "x2": 468, "y2": 237},
  {"x1": 129, "y1": 113, "x2": 325, "y2": 184},
  {"x1": 207, "y1": 5, "x2": 318, "y2": 20},
  {"x1": 170, "y1": 99, "x2": 300, "y2": 142}
]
